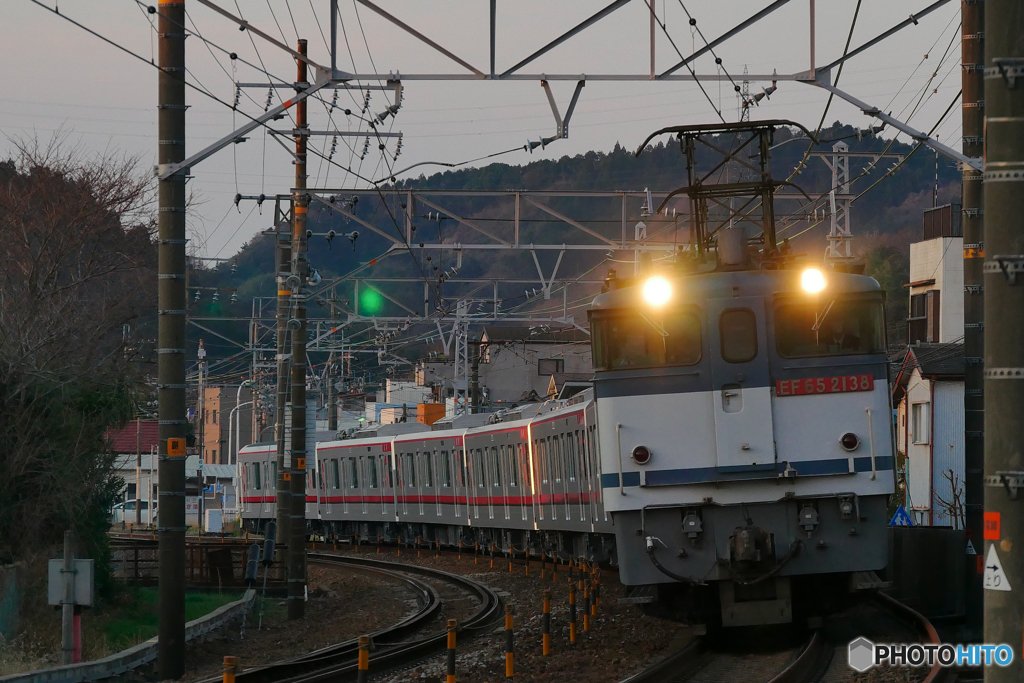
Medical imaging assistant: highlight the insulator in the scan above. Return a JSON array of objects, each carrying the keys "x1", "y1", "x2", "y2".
[
  {"x1": 233, "y1": 85, "x2": 241, "y2": 109},
  {"x1": 261, "y1": 521, "x2": 277, "y2": 565},
  {"x1": 244, "y1": 544, "x2": 260, "y2": 585},
  {"x1": 212, "y1": 291, "x2": 219, "y2": 302},
  {"x1": 362, "y1": 89, "x2": 371, "y2": 114},
  {"x1": 264, "y1": 88, "x2": 273, "y2": 112},
  {"x1": 230, "y1": 292, "x2": 238, "y2": 304}
]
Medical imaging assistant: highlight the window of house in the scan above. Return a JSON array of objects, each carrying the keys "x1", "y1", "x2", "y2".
[
  {"x1": 538, "y1": 358, "x2": 564, "y2": 375},
  {"x1": 911, "y1": 403, "x2": 930, "y2": 444},
  {"x1": 212, "y1": 448, "x2": 218, "y2": 462},
  {"x1": 719, "y1": 309, "x2": 758, "y2": 363},
  {"x1": 213, "y1": 410, "x2": 217, "y2": 425}
]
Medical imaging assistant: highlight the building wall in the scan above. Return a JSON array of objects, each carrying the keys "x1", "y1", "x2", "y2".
[
  {"x1": 908, "y1": 237, "x2": 963, "y2": 343},
  {"x1": 481, "y1": 342, "x2": 591, "y2": 403},
  {"x1": 202, "y1": 386, "x2": 255, "y2": 464},
  {"x1": 930, "y1": 381, "x2": 965, "y2": 528},
  {"x1": 904, "y1": 369, "x2": 932, "y2": 522}
]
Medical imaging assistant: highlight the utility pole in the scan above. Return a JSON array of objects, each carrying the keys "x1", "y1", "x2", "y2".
[
  {"x1": 288, "y1": 38, "x2": 310, "y2": 621},
  {"x1": 327, "y1": 358, "x2": 338, "y2": 432},
  {"x1": 275, "y1": 207, "x2": 292, "y2": 541},
  {"x1": 961, "y1": 0, "x2": 985, "y2": 636},
  {"x1": 983, "y1": 1, "x2": 1024, "y2": 677},
  {"x1": 135, "y1": 418, "x2": 142, "y2": 526},
  {"x1": 60, "y1": 531, "x2": 74, "y2": 665},
  {"x1": 156, "y1": 0, "x2": 187, "y2": 676}
]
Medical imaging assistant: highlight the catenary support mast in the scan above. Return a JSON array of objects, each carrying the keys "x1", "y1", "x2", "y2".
[
  {"x1": 156, "y1": 0, "x2": 187, "y2": 676},
  {"x1": 983, "y1": 1, "x2": 1024, "y2": 678},
  {"x1": 961, "y1": 0, "x2": 985, "y2": 634},
  {"x1": 288, "y1": 38, "x2": 310, "y2": 621}
]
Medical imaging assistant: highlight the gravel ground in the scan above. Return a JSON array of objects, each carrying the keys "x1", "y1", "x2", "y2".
[
  {"x1": 317, "y1": 548, "x2": 696, "y2": 683},
  {"x1": 180, "y1": 563, "x2": 421, "y2": 682}
]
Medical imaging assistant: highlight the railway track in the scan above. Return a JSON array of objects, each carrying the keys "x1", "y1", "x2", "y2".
[
  {"x1": 192, "y1": 552, "x2": 502, "y2": 683},
  {"x1": 621, "y1": 592, "x2": 947, "y2": 683}
]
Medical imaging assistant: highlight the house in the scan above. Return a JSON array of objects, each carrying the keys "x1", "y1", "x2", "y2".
[
  {"x1": 892, "y1": 343, "x2": 965, "y2": 527},
  {"x1": 105, "y1": 419, "x2": 240, "y2": 526},
  {"x1": 906, "y1": 203, "x2": 963, "y2": 344}
]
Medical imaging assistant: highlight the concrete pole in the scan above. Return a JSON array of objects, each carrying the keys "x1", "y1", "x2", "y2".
[
  {"x1": 961, "y1": 0, "x2": 985, "y2": 635},
  {"x1": 288, "y1": 38, "x2": 310, "y2": 621},
  {"x1": 983, "y1": 2, "x2": 1024, "y2": 678},
  {"x1": 328, "y1": 362, "x2": 338, "y2": 432},
  {"x1": 275, "y1": 211, "x2": 293, "y2": 541},
  {"x1": 60, "y1": 531, "x2": 74, "y2": 665},
  {"x1": 135, "y1": 418, "x2": 142, "y2": 526},
  {"x1": 156, "y1": 0, "x2": 187, "y2": 676}
]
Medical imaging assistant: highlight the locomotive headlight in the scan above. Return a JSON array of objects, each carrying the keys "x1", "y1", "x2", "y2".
[
  {"x1": 642, "y1": 275, "x2": 672, "y2": 307},
  {"x1": 801, "y1": 268, "x2": 827, "y2": 294}
]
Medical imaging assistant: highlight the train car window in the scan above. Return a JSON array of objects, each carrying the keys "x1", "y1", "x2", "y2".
[
  {"x1": 553, "y1": 436, "x2": 563, "y2": 484},
  {"x1": 457, "y1": 449, "x2": 466, "y2": 488},
  {"x1": 566, "y1": 433, "x2": 577, "y2": 482},
  {"x1": 536, "y1": 440, "x2": 547, "y2": 485},
  {"x1": 270, "y1": 462, "x2": 277, "y2": 489},
  {"x1": 775, "y1": 298, "x2": 885, "y2": 357},
  {"x1": 406, "y1": 454, "x2": 416, "y2": 488},
  {"x1": 719, "y1": 308, "x2": 758, "y2": 363},
  {"x1": 491, "y1": 447, "x2": 501, "y2": 487},
  {"x1": 441, "y1": 450, "x2": 452, "y2": 487},
  {"x1": 476, "y1": 449, "x2": 486, "y2": 488},
  {"x1": 425, "y1": 451, "x2": 434, "y2": 488},
  {"x1": 253, "y1": 462, "x2": 261, "y2": 490},
  {"x1": 349, "y1": 458, "x2": 359, "y2": 488},
  {"x1": 369, "y1": 457, "x2": 379, "y2": 488},
  {"x1": 591, "y1": 309, "x2": 701, "y2": 370},
  {"x1": 508, "y1": 445, "x2": 519, "y2": 487},
  {"x1": 578, "y1": 431, "x2": 587, "y2": 480},
  {"x1": 332, "y1": 459, "x2": 341, "y2": 489}
]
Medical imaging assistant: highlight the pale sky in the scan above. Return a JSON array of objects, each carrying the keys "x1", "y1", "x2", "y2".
[{"x1": 2, "y1": 1, "x2": 963, "y2": 258}]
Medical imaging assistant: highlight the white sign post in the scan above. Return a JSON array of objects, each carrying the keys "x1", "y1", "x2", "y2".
[{"x1": 47, "y1": 532, "x2": 93, "y2": 665}]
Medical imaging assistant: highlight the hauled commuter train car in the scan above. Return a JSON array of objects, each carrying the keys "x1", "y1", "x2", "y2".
[{"x1": 238, "y1": 399, "x2": 613, "y2": 561}]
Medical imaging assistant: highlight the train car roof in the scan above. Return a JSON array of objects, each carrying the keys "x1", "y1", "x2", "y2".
[
  {"x1": 238, "y1": 442, "x2": 276, "y2": 453},
  {"x1": 589, "y1": 268, "x2": 881, "y2": 311}
]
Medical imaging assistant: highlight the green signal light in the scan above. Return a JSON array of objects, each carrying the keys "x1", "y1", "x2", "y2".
[{"x1": 359, "y1": 289, "x2": 384, "y2": 315}]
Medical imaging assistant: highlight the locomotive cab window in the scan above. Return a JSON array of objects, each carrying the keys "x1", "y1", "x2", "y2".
[
  {"x1": 719, "y1": 308, "x2": 758, "y2": 363},
  {"x1": 775, "y1": 298, "x2": 885, "y2": 357},
  {"x1": 591, "y1": 309, "x2": 701, "y2": 370}
]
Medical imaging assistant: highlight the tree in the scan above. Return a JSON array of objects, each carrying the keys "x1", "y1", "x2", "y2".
[{"x1": 0, "y1": 137, "x2": 156, "y2": 579}]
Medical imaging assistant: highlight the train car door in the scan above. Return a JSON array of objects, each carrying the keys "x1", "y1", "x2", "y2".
[{"x1": 707, "y1": 297, "x2": 775, "y2": 468}]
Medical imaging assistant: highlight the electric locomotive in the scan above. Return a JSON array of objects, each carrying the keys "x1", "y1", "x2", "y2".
[{"x1": 589, "y1": 244, "x2": 894, "y2": 626}]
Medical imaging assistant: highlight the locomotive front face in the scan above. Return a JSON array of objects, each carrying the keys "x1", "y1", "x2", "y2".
[{"x1": 588, "y1": 269, "x2": 895, "y2": 611}]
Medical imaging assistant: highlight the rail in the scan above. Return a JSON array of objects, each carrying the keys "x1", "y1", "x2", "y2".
[{"x1": 0, "y1": 590, "x2": 255, "y2": 683}]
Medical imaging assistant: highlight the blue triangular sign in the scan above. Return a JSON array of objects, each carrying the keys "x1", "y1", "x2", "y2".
[{"x1": 889, "y1": 506, "x2": 913, "y2": 527}]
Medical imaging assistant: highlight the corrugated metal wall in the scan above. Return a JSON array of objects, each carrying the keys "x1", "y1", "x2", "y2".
[{"x1": 931, "y1": 381, "x2": 965, "y2": 527}]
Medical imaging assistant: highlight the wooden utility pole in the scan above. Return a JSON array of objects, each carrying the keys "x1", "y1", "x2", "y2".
[
  {"x1": 156, "y1": 0, "x2": 187, "y2": 676},
  {"x1": 288, "y1": 38, "x2": 310, "y2": 621},
  {"x1": 961, "y1": 0, "x2": 985, "y2": 634},
  {"x1": 983, "y1": 2, "x2": 1024, "y2": 679}
]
